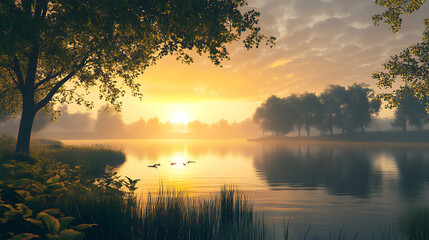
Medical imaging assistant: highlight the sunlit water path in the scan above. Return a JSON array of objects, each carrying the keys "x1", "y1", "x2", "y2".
[{"x1": 63, "y1": 139, "x2": 429, "y2": 239}]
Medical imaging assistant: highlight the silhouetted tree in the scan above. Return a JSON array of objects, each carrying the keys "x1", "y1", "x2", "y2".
[
  {"x1": 253, "y1": 95, "x2": 296, "y2": 136},
  {"x1": 253, "y1": 106, "x2": 269, "y2": 136},
  {"x1": 54, "y1": 105, "x2": 91, "y2": 132},
  {"x1": 345, "y1": 83, "x2": 381, "y2": 133},
  {"x1": 319, "y1": 85, "x2": 347, "y2": 135},
  {"x1": 95, "y1": 107, "x2": 125, "y2": 137},
  {"x1": 287, "y1": 94, "x2": 304, "y2": 136},
  {"x1": 0, "y1": 0, "x2": 274, "y2": 153},
  {"x1": 299, "y1": 92, "x2": 322, "y2": 136},
  {"x1": 127, "y1": 118, "x2": 147, "y2": 137},
  {"x1": 392, "y1": 92, "x2": 428, "y2": 133}
]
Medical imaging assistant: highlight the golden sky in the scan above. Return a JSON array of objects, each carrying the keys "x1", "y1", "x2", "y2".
[{"x1": 71, "y1": 0, "x2": 429, "y2": 124}]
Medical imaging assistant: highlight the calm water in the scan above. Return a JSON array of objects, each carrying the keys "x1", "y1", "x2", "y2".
[{"x1": 63, "y1": 139, "x2": 429, "y2": 239}]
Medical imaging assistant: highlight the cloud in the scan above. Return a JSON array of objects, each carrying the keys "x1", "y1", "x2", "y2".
[{"x1": 82, "y1": 0, "x2": 429, "y2": 122}]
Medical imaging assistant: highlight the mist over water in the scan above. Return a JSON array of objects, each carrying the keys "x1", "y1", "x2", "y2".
[{"x1": 64, "y1": 139, "x2": 429, "y2": 239}]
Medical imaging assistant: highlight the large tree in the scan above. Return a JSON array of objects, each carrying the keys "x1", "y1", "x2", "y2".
[
  {"x1": 345, "y1": 83, "x2": 381, "y2": 133},
  {"x1": 299, "y1": 92, "x2": 322, "y2": 136},
  {"x1": 253, "y1": 95, "x2": 294, "y2": 136},
  {"x1": 319, "y1": 85, "x2": 347, "y2": 135},
  {"x1": 372, "y1": 0, "x2": 429, "y2": 111},
  {"x1": 392, "y1": 92, "x2": 428, "y2": 133},
  {"x1": 0, "y1": 0, "x2": 274, "y2": 153}
]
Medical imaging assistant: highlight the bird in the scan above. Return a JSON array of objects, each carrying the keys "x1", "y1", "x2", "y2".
[
  {"x1": 170, "y1": 162, "x2": 177, "y2": 165},
  {"x1": 148, "y1": 164, "x2": 158, "y2": 168}
]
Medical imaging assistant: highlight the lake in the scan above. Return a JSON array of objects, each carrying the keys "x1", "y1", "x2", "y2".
[{"x1": 62, "y1": 139, "x2": 429, "y2": 239}]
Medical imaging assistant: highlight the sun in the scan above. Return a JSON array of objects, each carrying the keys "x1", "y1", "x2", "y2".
[{"x1": 171, "y1": 112, "x2": 190, "y2": 124}]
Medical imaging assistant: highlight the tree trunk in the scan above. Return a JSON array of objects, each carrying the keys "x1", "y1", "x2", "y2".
[
  {"x1": 298, "y1": 127, "x2": 301, "y2": 137},
  {"x1": 329, "y1": 127, "x2": 333, "y2": 136},
  {"x1": 360, "y1": 125, "x2": 365, "y2": 133},
  {"x1": 15, "y1": 104, "x2": 36, "y2": 154},
  {"x1": 306, "y1": 127, "x2": 310, "y2": 136},
  {"x1": 403, "y1": 122, "x2": 407, "y2": 133}
]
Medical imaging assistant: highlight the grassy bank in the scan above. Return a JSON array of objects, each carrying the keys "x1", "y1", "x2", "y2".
[
  {"x1": 1, "y1": 136, "x2": 429, "y2": 239},
  {"x1": 0, "y1": 136, "x2": 270, "y2": 240}
]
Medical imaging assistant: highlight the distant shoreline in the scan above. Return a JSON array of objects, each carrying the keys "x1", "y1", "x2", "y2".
[{"x1": 248, "y1": 130, "x2": 429, "y2": 145}]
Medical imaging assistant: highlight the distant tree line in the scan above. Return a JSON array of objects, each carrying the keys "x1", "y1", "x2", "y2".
[
  {"x1": 391, "y1": 90, "x2": 429, "y2": 133},
  {"x1": 0, "y1": 105, "x2": 261, "y2": 139},
  {"x1": 253, "y1": 84, "x2": 382, "y2": 136}
]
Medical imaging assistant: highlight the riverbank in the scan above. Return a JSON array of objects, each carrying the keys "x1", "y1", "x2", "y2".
[
  {"x1": 0, "y1": 136, "x2": 270, "y2": 240},
  {"x1": 249, "y1": 130, "x2": 429, "y2": 144}
]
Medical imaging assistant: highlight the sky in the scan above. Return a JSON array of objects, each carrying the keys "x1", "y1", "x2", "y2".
[{"x1": 71, "y1": 0, "x2": 429, "y2": 124}]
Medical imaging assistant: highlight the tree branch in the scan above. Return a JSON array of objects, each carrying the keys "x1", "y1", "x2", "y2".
[
  {"x1": 12, "y1": 57, "x2": 25, "y2": 91},
  {"x1": 35, "y1": 56, "x2": 89, "y2": 111},
  {"x1": 7, "y1": 68, "x2": 19, "y2": 88},
  {"x1": 0, "y1": 86, "x2": 19, "y2": 96},
  {"x1": 35, "y1": 69, "x2": 65, "y2": 90}
]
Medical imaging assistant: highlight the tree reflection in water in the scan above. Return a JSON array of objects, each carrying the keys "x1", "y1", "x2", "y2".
[{"x1": 254, "y1": 143, "x2": 383, "y2": 198}]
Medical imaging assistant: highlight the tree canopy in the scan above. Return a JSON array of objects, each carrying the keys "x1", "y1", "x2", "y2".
[
  {"x1": 0, "y1": 0, "x2": 275, "y2": 153},
  {"x1": 392, "y1": 91, "x2": 429, "y2": 132},
  {"x1": 253, "y1": 84, "x2": 381, "y2": 137},
  {"x1": 372, "y1": 0, "x2": 429, "y2": 110}
]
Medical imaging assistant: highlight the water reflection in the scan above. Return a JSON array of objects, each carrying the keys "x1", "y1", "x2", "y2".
[
  {"x1": 253, "y1": 142, "x2": 429, "y2": 198},
  {"x1": 63, "y1": 140, "x2": 429, "y2": 238},
  {"x1": 392, "y1": 150, "x2": 429, "y2": 198}
]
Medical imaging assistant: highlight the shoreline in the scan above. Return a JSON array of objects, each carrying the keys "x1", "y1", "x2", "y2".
[{"x1": 247, "y1": 130, "x2": 429, "y2": 146}]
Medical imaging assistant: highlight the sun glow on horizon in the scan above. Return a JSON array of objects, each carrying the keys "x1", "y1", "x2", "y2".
[{"x1": 171, "y1": 112, "x2": 191, "y2": 124}]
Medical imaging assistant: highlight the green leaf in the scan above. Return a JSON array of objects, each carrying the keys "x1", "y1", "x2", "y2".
[
  {"x1": 36, "y1": 212, "x2": 60, "y2": 234},
  {"x1": 59, "y1": 217, "x2": 74, "y2": 231},
  {"x1": 46, "y1": 233, "x2": 59, "y2": 240},
  {"x1": 42, "y1": 209, "x2": 63, "y2": 217},
  {"x1": 15, "y1": 190, "x2": 31, "y2": 199},
  {"x1": 75, "y1": 223, "x2": 97, "y2": 230},
  {"x1": 30, "y1": 182, "x2": 47, "y2": 192},
  {"x1": 13, "y1": 178, "x2": 31, "y2": 188},
  {"x1": 9, "y1": 233, "x2": 38, "y2": 240},
  {"x1": 16, "y1": 204, "x2": 33, "y2": 217},
  {"x1": 59, "y1": 229, "x2": 85, "y2": 240},
  {"x1": 24, "y1": 217, "x2": 43, "y2": 226},
  {"x1": 47, "y1": 175, "x2": 61, "y2": 185}
]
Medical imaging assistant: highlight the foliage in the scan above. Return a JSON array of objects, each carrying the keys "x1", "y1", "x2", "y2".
[
  {"x1": 0, "y1": 137, "x2": 142, "y2": 239},
  {"x1": 392, "y1": 92, "x2": 429, "y2": 132},
  {"x1": 299, "y1": 93, "x2": 323, "y2": 136},
  {"x1": 344, "y1": 84, "x2": 381, "y2": 132},
  {"x1": 372, "y1": 0, "x2": 425, "y2": 33},
  {"x1": 35, "y1": 145, "x2": 126, "y2": 177},
  {"x1": 52, "y1": 185, "x2": 270, "y2": 240},
  {"x1": 0, "y1": 153, "x2": 97, "y2": 239},
  {"x1": 1, "y1": 137, "x2": 269, "y2": 239},
  {"x1": 0, "y1": 0, "x2": 275, "y2": 153},
  {"x1": 372, "y1": 0, "x2": 429, "y2": 111},
  {"x1": 253, "y1": 83, "x2": 381, "y2": 136},
  {"x1": 319, "y1": 85, "x2": 348, "y2": 135},
  {"x1": 400, "y1": 207, "x2": 429, "y2": 240}
]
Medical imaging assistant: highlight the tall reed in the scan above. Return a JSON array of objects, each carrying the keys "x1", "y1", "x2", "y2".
[{"x1": 52, "y1": 185, "x2": 270, "y2": 240}]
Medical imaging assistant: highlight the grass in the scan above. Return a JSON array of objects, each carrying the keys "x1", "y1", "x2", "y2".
[
  {"x1": 44, "y1": 185, "x2": 270, "y2": 240},
  {"x1": 0, "y1": 136, "x2": 270, "y2": 240},
  {"x1": 1, "y1": 136, "x2": 429, "y2": 239},
  {"x1": 33, "y1": 143, "x2": 126, "y2": 177}
]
